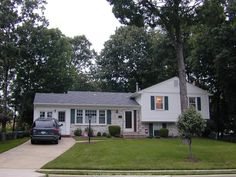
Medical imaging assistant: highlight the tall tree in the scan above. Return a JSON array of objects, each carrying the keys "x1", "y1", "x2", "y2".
[
  {"x1": 69, "y1": 35, "x2": 97, "y2": 91},
  {"x1": 107, "y1": 0, "x2": 201, "y2": 112},
  {"x1": 0, "y1": 0, "x2": 47, "y2": 132},
  {"x1": 14, "y1": 27, "x2": 73, "y2": 124},
  {"x1": 188, "y1": 0, "x2": 236, "y2": 136},
  {"x1": 97, "y1": 26, "x2": 177, "y2": 92}
]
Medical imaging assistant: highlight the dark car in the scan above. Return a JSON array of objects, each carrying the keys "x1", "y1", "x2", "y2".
[{"x1": 30, "y1": 118, "x2": 62, "y2": 144}]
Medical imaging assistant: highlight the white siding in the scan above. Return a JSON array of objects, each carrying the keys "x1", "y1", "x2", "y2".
[
  {"x1": 138, "y1": 77, "x2": 210, "y2": 122},
  {"x1": 34, "y1": 105, "x2": 71, "y2": 135}
]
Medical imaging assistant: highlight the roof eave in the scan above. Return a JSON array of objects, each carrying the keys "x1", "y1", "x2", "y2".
[{"x1": 34, "y1": 103, "x2": 140, "y2": 108}]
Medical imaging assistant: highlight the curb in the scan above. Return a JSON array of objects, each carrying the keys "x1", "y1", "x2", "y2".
[{"x1": 38, "y1": 169, "x2": 236, "y2": 176}]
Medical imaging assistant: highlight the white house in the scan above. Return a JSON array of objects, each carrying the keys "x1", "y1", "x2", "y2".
[{"x1": 33, "y1": 77, "x2": 211, "y2": 137}]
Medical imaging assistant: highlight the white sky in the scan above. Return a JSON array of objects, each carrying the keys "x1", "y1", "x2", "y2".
[{"x1": 44, "y1": 0, "x2": 121, "y2": 53}]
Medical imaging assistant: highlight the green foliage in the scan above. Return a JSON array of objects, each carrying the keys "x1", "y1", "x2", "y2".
[
  {"x1": 97, "y1": 26, "x2": 177, "y2": 92},
  {"x1": 108, "y1": 125, "x2": 121, "y2": 137},
  {"x1": 97, "y1": 132, "x2": 101, "y2": 137},
  {"x1": 177, "y1": 108, "x2": 206, "y2": 139},
  {"x1": 159, "y1": 128, "x2": 169, "y2": 138},
  {"x1": 102, "y1": 132, "x2": 107, "y2": 137},
  {"x1": 74, "y1": 129, "x2": 82, "y2": 136},
  {"x1": 85, "y1": 127, "x2": 94, "y2": 137}
]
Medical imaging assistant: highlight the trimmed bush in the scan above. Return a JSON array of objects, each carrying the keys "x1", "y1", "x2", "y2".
[
  {"x1": 85, "y1": 127, "x2": 94, "y2": 137},
  {"x1": 74, "y1": 129, "x2": 82, "y2": 136},
  {"x1": 159, "y1": 128, "x2": 169, "y2": 138},
  {"x1": 108, "y1": 125, "x2": 121, "y2": 137},
  {"x1": 102, "y1": 132, "x2": 107, "y2": 137},
  {"x1": 97, "y1": 132, "x2": 101, "y2": 137}
]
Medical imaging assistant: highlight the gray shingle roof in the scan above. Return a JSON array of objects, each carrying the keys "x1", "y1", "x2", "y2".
[{"x1": 34, "y1": 91, "x2": 139, "y2": 107}]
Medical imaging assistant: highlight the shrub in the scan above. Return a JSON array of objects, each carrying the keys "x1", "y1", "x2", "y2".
[
  {"x1": 74, "y1": 128, "x2": 82, "y2": 136},
  {"x1": 97, "y1": 132, "x2": 101, "y2": 137},
  {"x1": 159, "y1": 128, "x2": 169, "y2": 138},
  {"x1": 102, "y1": 132, "x2": 107, "y2": 137},
  {"x1": 106, "y1": 134, "x2": 111, "y2": 138},
  {"x1": 108, "y1": 125, "x2": 121, "y2": 137},
  {"x1": 85, "y1": 127, "x2": 94, "y2": 137}
]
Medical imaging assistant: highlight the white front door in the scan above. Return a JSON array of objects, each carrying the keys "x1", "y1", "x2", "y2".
[
  {"x1": 124, "y1": 111, "x2": 133, "y2": 132},
  {"x1": 58, "y1": 111, "x2": 66, "y2": 135}
]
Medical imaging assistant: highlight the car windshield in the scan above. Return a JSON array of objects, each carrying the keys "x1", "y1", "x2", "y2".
[{"x1": 34, "y1": 120, "x2": 54, "y2": 128}]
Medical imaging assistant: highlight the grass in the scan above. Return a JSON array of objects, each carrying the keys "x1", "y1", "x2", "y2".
[
  {"x1": 0, "y1": 137, "x2": 29, "y2": 153},
  {"x1": 43, "y1": 138, "x2": 236, "y2": 170}
]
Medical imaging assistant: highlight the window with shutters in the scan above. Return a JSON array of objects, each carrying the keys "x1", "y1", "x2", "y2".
[
  {"x1": 76, "y1": 110, "x2": 83, "y2": 124},
  {"x1": 72, "y1": 109, "x2": 109, "y2": 125},
  {"x1": 156, "y1": 96, "x2": 164, "y2": 110},
  {"x1": 151, "y1": 96, "x2": 168, "y2": 111},
  {"x1": 99, "y1": 110, "x2": 106, "y2": 124},
  {"x1": 188, "y1": 97, "x2": 201, "y2": 111},
  {"x1": 188, "y1": 97, "x2": 196, "y2": 108}
]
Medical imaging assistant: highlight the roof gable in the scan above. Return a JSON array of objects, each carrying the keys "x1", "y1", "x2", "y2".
[{"x1": 133, "y1": 76, "x2": 210, "y2": 96}]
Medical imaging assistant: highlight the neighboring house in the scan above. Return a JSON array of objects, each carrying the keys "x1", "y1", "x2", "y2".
[{"x1": 33, "y1": 77, "x2": 211, "y2": 137}]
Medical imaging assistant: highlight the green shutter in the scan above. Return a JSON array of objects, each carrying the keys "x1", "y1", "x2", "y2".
[
  {"x1": 71, "y1": 109, "x2": 75, "y2": 124},
  {"x1": 164, "y1": 96, "x2": 169, "y2": 110},
  {"x1": 134, "y1": 110, "x2": 137, "y2": 132},
  {"x1": 149, "y1": 123, "x2": 153, "y2": 137},
  {"x1": 197, "y1": 97, "x2": 201, "y2": 111},
  {"x1": 107, "y1": 110, "x2": 111, "y2": 124},
  {"x1": 151, "y1": 96, "x2": 155, "y2": 110}
]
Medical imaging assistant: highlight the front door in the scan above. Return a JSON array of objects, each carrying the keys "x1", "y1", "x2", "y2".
[
  {"x1": 58, "y1": 111, "x2": 66, "y2": 135},
  {"x1": 124, "y1": 111, "x2": 133, "y2": 132}
]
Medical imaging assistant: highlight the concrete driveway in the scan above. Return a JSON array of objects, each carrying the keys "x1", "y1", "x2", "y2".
[{"x1": 0, "y1": 137, "x2": 75, "y2": 177}]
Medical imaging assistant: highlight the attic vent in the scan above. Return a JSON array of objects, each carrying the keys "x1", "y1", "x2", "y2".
[{"x1": 174, "y1": 80, "x2": 179, "y2": 87}]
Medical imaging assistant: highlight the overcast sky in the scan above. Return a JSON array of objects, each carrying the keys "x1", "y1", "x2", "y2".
[{"x1": 44, "y1": 0, "x2": 121, "y2": 53}]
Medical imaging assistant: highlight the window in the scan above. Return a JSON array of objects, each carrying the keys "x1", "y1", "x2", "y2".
[
  {"x1": 85, "y1": 110, "x2": 97, "y2": 124},
  {"x1": 162, "y1": 123, "x2": 167, "y2": 129},
  {"x1": 99, "y1": 110, "x2": 106, "y2": 124},
  {"x1": 40, "y1": 112, "x2": 45, "y2": 118},
  {"x1": 156, "y1": 96, "x2": 164, "y2": 110},
  {"x1": 188, "y1": 97, "x2": 196, "y2": 108},
  {"x1": 47, "y1": 112, "x2": 53, "y2": 118},
  {"x1": 58, "y1": 111, "x2": 65, "y2": 122},
  {"x1": 76, "y1": 110, "x2": 83, "y2": 124}
]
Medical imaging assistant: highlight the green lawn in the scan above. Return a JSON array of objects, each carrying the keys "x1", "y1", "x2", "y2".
[
  {"x1": 0, "y1": 138, "x2": 29, "y2": 153},
  {"x1": 43, "y1": 138, "x2": 236, "y2": 170}
]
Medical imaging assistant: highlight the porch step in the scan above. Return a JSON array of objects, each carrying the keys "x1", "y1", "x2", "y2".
[{"x1": 123, "y1": 132, "x2": 146, "y2": 139}]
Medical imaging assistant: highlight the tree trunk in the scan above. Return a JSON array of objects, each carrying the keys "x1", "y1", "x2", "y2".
[
  {"x1": 175, "y1": 42, "x2": 188, "y2": 113},
  {"x1": 188, "y1": 137, "x2": 193, "y2": 159},
  {"x1": 2, "y1": 63, "x2": 9, "y2": 133}
]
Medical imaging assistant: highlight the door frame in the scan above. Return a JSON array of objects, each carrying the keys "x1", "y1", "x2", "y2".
[
  {"x1": 58, "y1": 111, "x2": 67, "y2": 135},
  {"x1": 124, "y1": 110, "x2": 134, "y2": 132}
]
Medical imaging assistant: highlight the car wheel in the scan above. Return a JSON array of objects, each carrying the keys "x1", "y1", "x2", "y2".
[
  {"x1": 54, "y1": 140, "x2": 58, "y2": 144},
  {"x1": 59, "y1": 136, "x2": 61, "y2": 140},
  {"x1": 31, "y1": 140, "x2": 35, "y2": 144}
]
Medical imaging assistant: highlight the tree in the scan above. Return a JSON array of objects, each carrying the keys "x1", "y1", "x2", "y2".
[
  {"x1": 69, "y1": 35, "x2": 97, "y2": 91},
  {"x1": 177, "y1": 107, "x2": 206, "y2": 159},
  {"x1": 13, "y1": 27, "x2": 73, "y2": 124},
  {"x1": 0, "y1": 0, "x2": 47, "y2": 132},
  {"x1": 97, "y1": 26, "x2": 177, "y2": 92},
  {"x1": 107, "y1": 0, "x2": 202, "y2": 112},
  {"x1": 187, "y1": 0, "x2": 236, "y2": 136}
]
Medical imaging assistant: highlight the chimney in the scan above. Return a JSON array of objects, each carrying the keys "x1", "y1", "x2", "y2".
[{"x1": 136, "y1": 82, "x2": 139, "y2": 92}]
